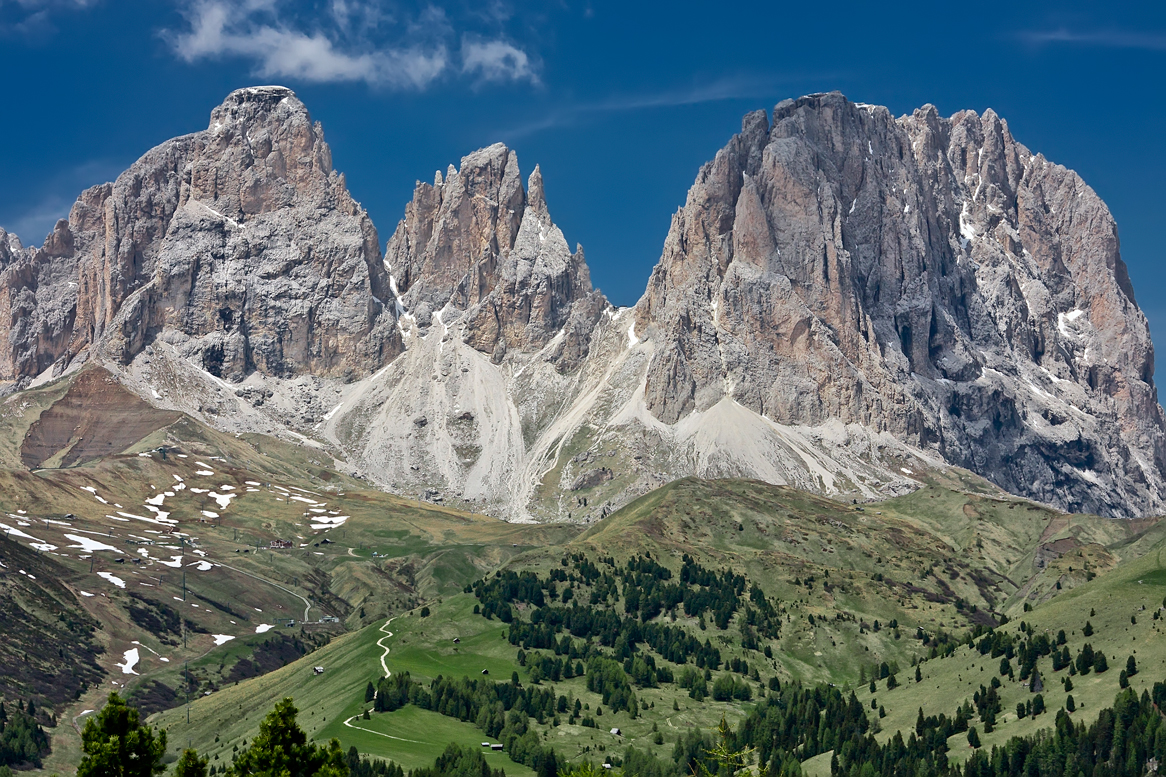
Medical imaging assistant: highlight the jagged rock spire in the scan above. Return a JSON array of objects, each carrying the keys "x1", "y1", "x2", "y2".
[{"x1": 0, "y1": 86, "x2": 400, "y2": 384}]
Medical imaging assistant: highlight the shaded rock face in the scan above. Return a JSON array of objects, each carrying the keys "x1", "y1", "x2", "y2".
[
  {"x1": 3, "y1": 87, "x2": 1162, "y2": 521},
  {"x1": 0, "y1": 85, "x2": 400, "y2": 384},
  {"x1": 635, "y1": 92, "x2": 1164, "y2": 517},
  {"x1": 0, "y1": 223, "x2": 78, "y2": 381},
  {"x1": 386, "y1": 144, "x2": 607, "y2": 370}
]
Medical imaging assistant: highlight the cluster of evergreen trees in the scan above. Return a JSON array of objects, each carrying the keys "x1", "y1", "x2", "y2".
[
  {"x1": 584, "y1": 657, "x2": 638, "y2": 716},
  {"x1": 829, "y1": 682, "x2": 1166, "y2": 777},
  {"x1": 345, "y1": 747, "x2": 404, "y2": 777},
  {"x1": 369, "y1": 672, "x2": 559, "y2": 774},
  {"x1": 508, "y1": 606, "x2": 724, "y2": 671},
  {"x1": 472, "y1": 553, "x2": 781, "y2": 644},
  {"x1": 358, "y1": 672, "x2": 1166, "y2": 777},
  {"x1": 407, "y1": 744, "x2": 505, "y2": 777},
  {"x1": 476, "y1": 552, "x2": 785, "y2": 690},
  {"x1": 0, "y1": 701, "x2": 50, "y2": 769},
  {"x1": 373, "y1": 672, "x2": 559, "y2": 730}
]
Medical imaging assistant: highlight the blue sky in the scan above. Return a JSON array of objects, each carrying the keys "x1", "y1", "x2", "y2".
[{"x1": 1, "y1": 1, "x2": 1164, "y2": 367}]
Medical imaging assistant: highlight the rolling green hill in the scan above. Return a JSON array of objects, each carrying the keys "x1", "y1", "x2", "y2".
[
  {"x1": 5, "y1": 370, "x2": 1166, "y2": 776},
  {"x1": 134, "y1": 477, "x2": 1166, "y2": 777}
]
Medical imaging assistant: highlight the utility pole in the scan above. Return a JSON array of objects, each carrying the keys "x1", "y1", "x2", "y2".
[
  {"x1": 181, "y1": 538, "x2": 187, "y2": 601},
  {"x1": 185, "y1": 661, "x2": 190, "y2": 724}
]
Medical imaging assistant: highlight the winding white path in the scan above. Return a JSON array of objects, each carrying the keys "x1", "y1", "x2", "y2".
[
  {"x1": 214, "y1": 561, "x2": 313, "y2": 621},
  {"x1": 343, "y1": 617, "x2": 429, "y2": 743},
  {"x1": 376, "y1": 617, "x2": 396, "y2": 678}
]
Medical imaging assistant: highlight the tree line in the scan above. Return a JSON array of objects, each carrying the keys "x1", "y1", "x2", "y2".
[
  {"x1": 0, "y1": 700, "x2": 50, "y2": 770},
  {"x1": 370, "y1": 672, "x2": 559, "y2": 776}
]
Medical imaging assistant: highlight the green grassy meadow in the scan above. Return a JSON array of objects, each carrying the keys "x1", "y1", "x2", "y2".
[{"x1": 12, "y1": 367, "x2": 1166, "y2": 775}]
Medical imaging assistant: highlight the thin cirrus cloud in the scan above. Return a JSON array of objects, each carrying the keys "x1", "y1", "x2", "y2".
[
  {"x1": 498, "y1": 74, "x2": 816, "y2": 139},
  {"x1": 1015, "y1": 27, "x2": 1166, "y2": 51},
  {"x1": 167, "y1": 0, "x2": 537, "y2": 90},
  {"x1": 0, "y1": 0, "x2": 100, "y2": 35}
]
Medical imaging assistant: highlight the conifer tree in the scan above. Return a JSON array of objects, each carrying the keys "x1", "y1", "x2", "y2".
[
  {"x1": 174, "y1": 749, "x2": 208, "y2": 777},
  {"x1": 231, "y1": 698, "x2": 346, "y2": 777},
  {"x1": 77, "y1": 693, "x2": 167, "y2": 777}
]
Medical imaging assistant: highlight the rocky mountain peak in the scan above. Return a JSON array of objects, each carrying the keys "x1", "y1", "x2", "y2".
[
  {"x1": 634, "y1": 91, "x2": 1164, "y2": 517},
  {"x1": 188, "y1": 84, "x2": 356, "y2": 222},
  {"x1": 526, "y1": 164, "x2": 547, "y2": 216},
  {"x1": 387, "y1": 145, "x2": 606, "y2": 368},
  {"x1": 0, "y1": 85, "x2": 400, "y2": 387},
  {"x1": 3, "y1": 87, "x2": 1161, "y2": 522}
]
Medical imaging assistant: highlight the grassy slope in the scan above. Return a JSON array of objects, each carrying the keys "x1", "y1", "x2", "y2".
[
  {"x1": 0, "y1": 370, "x2": 576, "y2": 774},
  {"x1": 853, "y1": 533, "x2": 1166, "y2": 764},
  {"x1": 148, "y1": 477, "x2": 1166, "y2": 774},
  {"x1": 560, "y1": 478, "x2": 1154, "y2": 686},
  {"x1": 153, "y1": 592, "x2": 760, "y2": 774},
  {"x1": 6, "y1": 369, "x2": 1163, "y2": 777},
  {"x1": 153, "y1": 599, "x2": 539, "y2": 773}
]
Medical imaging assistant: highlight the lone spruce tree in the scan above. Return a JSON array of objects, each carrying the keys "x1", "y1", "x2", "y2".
[
  {"x1": 230, "y1": 698, "x2": 346, "y2": 777},
  {"x1": 77, "y1": 693, "x2": 167, "y2": 777},
  {"x1": 174, "y1": 749, "x2": 208, "y2": 777}
]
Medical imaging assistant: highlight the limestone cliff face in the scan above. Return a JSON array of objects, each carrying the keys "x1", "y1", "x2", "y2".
[
  {"x1": 386, "y1": 144, "x2": 606, "y2": 370},
  {"x1": 0, "y1": 222, "x2": 79, "y2": 381},
  {"x1": 634, "y1": 92, "x2": 1164, "y2": 517},
  {"x1": 3, "y1": 88, "x2": 1162, "y2": 520},
  {"x1": 0, "y1": 86, "x2": 400, "y2": 385}
]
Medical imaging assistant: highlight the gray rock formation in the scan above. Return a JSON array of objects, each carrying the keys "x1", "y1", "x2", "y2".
[
  {"x1": 320, "y1": 148, "x2": 614, "y2": 518},
  {"x1": 3, "y1": 87, "x2": 1161, "y2": 521},
  {"x1": 634, "y1": 92, "x2": 1164, "y2": 517},
  {"x1": 386, "y1": 144, "x2": 606, "y2": 370},
  {"x1": 0, "y1": 221, "x2": 78, "y2": 381},
  {"x1": 0, "y1": 85, "x2": 400, "y2": 386}
]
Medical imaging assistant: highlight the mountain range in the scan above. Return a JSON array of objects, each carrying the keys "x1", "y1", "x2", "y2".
[{"x1": 1, "y1": 85, "x2": 1160, "y2": 521}]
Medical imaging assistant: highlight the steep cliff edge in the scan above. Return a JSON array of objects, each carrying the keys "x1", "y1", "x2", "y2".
[
  {"x1": 634, "y1": 92, "x2": 1164, "y2": 517},
  {"x1": 2, "y1": 88, "x2": 1161, "y2": 520},
  {"x1": 0, "y1": 85, "x2": 400, "y2": 387}
]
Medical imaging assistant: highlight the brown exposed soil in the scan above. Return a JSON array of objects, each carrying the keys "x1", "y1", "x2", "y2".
[{"x1": 20, "y1": 368, "x2": 180, "y2": 469}]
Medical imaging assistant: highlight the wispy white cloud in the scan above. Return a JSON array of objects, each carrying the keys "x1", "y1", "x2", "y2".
[
  {"x1": 462, "y1": 37, "x2": 536, "y2": 84},
  {"x1": 170, "y1": 0, "x2": 447, "y2": 88},
  {"x1": 329, "y1": 0, "x2": 391, "y2": 35},
  {"x1": 167, "y1": 0, "x2": 537, "y2": 90},
  {"x1": 499, "y1": 75, "x2": 800, "y2": 139},
  {"x1": 1015, "y1": 27, "x2": 1166, "y2": 51},
  {"x1": 0, "y1": 0, "x2": 99, "y2": 36}
]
